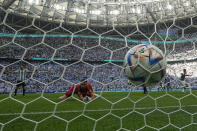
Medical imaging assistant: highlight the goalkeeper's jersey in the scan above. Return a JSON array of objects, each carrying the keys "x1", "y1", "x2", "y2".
[
  {"x1": 65, "y1": 83, "x2": 93, "y2": 97},
  {"x1": 78, "y1": 85, "x2": 92, "y2": 97}
]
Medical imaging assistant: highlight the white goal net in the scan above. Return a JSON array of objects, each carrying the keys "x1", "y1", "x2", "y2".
[{"x1": 1, "y1": 0, "x2": 197, "y2": 131}]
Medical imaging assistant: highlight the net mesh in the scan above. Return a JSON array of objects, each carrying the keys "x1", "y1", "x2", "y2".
[{"x1": 0, "y1": 4, "x2": 197, "y2": 131}]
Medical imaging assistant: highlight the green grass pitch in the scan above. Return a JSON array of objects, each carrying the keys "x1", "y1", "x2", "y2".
[{"x1": 1, "y1": 90, "x2": 197, "y2": 131}]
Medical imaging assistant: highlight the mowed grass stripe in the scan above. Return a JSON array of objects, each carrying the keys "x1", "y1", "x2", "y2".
[
  {"x1": 0, "y1": 104, "x2": 197, "y2": 116},
  {"x1": 0, "y1": 90, "x2": 197, "y2": 131}
]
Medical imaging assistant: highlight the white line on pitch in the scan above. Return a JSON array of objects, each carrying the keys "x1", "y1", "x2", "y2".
[{"x1": 0, "y1": 104, "x2": 196, "y2": 116}]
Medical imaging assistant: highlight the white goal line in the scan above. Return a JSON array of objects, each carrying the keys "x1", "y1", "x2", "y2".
[{"x1": 0, "y1": 104, "x2": 196, "y2": 116}]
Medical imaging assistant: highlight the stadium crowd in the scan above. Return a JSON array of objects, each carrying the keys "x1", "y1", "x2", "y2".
[
  {"x1": 1, "y1": 29, "x2": 197, "y2": 94},
  {"x1": 0, "y1": 59, "x2": 197, "y2": 94}
]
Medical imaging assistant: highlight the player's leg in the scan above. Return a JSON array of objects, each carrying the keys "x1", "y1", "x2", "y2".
[
  {"x1": 14, "y1": 81, "x2": 20, "y2": 96},
  {"x1": 180, "y1": 81, "x2": 185, "y2": 93},
  {"x1": 145, "y1": 87, "x2": 148, "y2": 94},
  {"x1": 59, "y1": 85, "x2": 75, "y2": 100},
  {"x1": 14, "y1": 86, "x2": 18, "y2": 96},
  {"x1": 168, "y1": 83, "x2": 172, "y2": 91},
  {"x1": 22, "y1": 82, "x2": 26, "y2": 96},
  {"x1": 143, "y1": 86, "x2": 147, "y2": 94}
]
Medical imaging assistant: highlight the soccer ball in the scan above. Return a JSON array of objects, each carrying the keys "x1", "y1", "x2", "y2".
[{"x1": 124, "y1": 44, "x2": 166, "y2": 86}]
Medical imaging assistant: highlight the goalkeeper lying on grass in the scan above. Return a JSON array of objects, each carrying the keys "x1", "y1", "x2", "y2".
[{"x1": 59, "y1": 79, "x2": 97, "y2": 101}]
